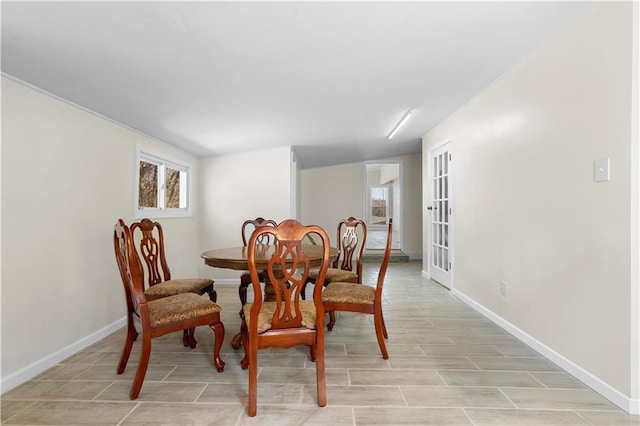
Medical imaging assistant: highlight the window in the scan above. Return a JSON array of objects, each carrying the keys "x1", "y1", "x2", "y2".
[{"x1": 135, "y1": 147, "x2": 192, "y2": 218}]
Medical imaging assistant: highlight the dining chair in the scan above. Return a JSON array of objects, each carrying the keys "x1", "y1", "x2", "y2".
[
  {"x1": 240, "y1": 219, "x2": 331, "y2": 416},
  {"x1": 130, "y1": 218, "x2": 217, "y2": 347},
  {"x1": 238, "y1": 217, "x2": 277, "y2": 314},
  {"x1": 322, "y1": 218, "x2": 392, "y2": 359},
  {"x1": 113, "y1": 219, "x2": 225, "y2": 400},
  {"x1": 302, "y1": 216, "x2": 366, "y2": 299}
]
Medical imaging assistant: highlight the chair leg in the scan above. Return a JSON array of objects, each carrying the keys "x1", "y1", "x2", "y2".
[
  {"x1": 315, "y1": 337, "x2": 327, "y2": 407},
  {"x1": 182, "y1": 328, "x2": 198, "y2": 348},
  {"x1": 309, "y1": 344, "x2": 316, "y2": 362},
  {"x1": 327, "y1": 311, "x2": 337, "y2": 331},
  {"x1": 381, "y1": 309, "x2": 388, "y2": 339},
  {"x1": 130, "y1": 333, "x2": 152, "y2": 399},
  {"x1": 191, "y1": 328, "x2": 199, "y2": 349},
  {"x1": 210, "y1": 320, "x2": 226, "y2": 372},
  {"x1": 373, "y1": 305, "x2": 389, "y2": 360},
  {"x1": 239, "y1": 277, "x2": 249, "y2": 316},
  {"x1": 247, "y1": 338, "x2": 258, "y2": 416},
  {"x1": 117, "y1": 316, "x2": 137, "y2": 374},
  {"x1": 208, "y1": 288, "x2": 217, "y2": 303},
  {"x1": 240, "y1": 320, "x2": 249, "y2": 370}
]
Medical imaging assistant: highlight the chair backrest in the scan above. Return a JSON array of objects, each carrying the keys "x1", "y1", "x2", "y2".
[
  {"x1": 335, "y1": 217, "x2": 367, "y2": 281},
  {"x1": 113, "y1": 219, "x2": 147, "y2": 321},
  {"x1": 241, "y1": 217, "x2": 277, "y2": 246},
  {"x1": 130, "y1": 218, "x2": 171, "y2": 286},
  {"x1": 375, "y1": 218, "x2": 393, "y2": 298},
  {"x1": 247, "y1": 219, "x2": 330, "y2": 331}
]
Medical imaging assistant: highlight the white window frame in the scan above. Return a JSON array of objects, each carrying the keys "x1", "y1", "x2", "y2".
[{"x1": 134, "y1": 146, "x2": 193, "y2": 219}]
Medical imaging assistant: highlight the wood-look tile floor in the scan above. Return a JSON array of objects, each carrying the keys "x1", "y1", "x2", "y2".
[{"x1": 2, "y1": 262, "x2": 638, "y2": 425}]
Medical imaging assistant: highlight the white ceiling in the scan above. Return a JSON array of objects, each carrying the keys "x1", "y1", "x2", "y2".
[{"x1": 1, "y1": 1, "x2": 590, "y2": 169}]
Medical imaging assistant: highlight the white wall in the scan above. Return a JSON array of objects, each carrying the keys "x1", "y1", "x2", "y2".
[
  {"x1": 379, "y1": 163, "x2": 399, "y2": 185},
  {"x1": 291, "y1": 150, "x2": 301, "y2": 219},
  {"x1": 422, "y1": 2, "x2": 637, "y2": 411},
  {"x1": 196, "y1": 146, "x2": 292, "y2": 281},
  {"x1": 400, "y1": 154, "x2": 422, "y2": 257},
  {"x1": 367, "y1": 168, "x2": 381, "y2": 186},
  {"x1": 300, "y1": 154, "x2": 422, "y2": 256},
  {"x1": 301, "y1": 162, "x2": 364, "y2": 247},
  {"x1": 1, "y1": 77, "x2": 201, "y2": 391},
  {"x1": 632, "y1": 1, "x2": 640, "y2": 411}
]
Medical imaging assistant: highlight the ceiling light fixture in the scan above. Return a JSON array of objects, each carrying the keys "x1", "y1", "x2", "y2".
[{"x1": 387, "y1": 109, "x2": 413, "y2": 139}]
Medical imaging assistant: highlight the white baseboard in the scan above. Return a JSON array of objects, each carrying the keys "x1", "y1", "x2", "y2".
[
  {"x1": 407, "y1": 252, "x2": 422, "y2": 260},
  {"x1": 0, "y1": 317, "x2": 126, "y2": 394},
  {"x1": 451, "y1": 288, "x2": 638, "y2": 415}
]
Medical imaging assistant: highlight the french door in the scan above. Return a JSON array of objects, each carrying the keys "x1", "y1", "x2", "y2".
[{"x1": 429, "y1": 142, "x2": 452, "y2": 288}]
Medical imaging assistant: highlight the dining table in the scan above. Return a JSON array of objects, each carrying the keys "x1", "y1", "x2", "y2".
[{"x1": 201, "y1": 244, "x2": 338, "y2": 349}]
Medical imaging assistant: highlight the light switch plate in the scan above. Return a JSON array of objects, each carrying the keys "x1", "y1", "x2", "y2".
[{"x1": 594, "y1": 158, "x2": 610, "y2": 182}]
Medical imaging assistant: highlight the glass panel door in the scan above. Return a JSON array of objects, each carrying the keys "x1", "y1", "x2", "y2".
[{"x1": 429, "y1": 142, "x2": 451, "y2": 288}]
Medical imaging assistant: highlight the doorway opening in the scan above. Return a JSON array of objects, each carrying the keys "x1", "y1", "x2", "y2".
[{"x1": 364, "y1": 161, "x2": 402, "y2": 250}]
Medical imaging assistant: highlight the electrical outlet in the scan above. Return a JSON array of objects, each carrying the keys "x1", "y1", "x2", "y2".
[{"x1": 500, "y1": 281, "x2": 508, "y2": 297}]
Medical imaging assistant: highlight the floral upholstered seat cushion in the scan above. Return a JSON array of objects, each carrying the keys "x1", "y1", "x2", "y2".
[
  {"x1": 148, "y1": 292, "x2": 222, "y2": 327},
  {"x1": 144, "y1": 278, "x2": 213, "y2": 299},
  {"x1": 308, "y1": 267, "x2": 357, "y2": 283},
  {"x1": 243, "y1": 301, "x2": 317, "y2": 334},
  {"x1": 322, "y1": 282, "x2": 375, "y2": 304}
]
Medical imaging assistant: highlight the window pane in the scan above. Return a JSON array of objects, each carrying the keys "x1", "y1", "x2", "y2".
[
  {"x1": 443, "y1": 224, "x2": 448, "y2": 247},
  {"x1": 138, "y1": 161, "x2": 158, "y2": 208},
  {"x1": 444, "y1": 248, "x2": 449, "y2": 271},
  {"x1": 444, "y1": 176, "x2": 448, "y2": 198},
  {"x1": 433, "y1": 223, "x2": 438, "y2": 246},
  {"x1": 432, "y1": 240, "x2": 437, "y2": 265},
  {"x1": 165, "y1": 167, "x2": 184, "y2": 208}
]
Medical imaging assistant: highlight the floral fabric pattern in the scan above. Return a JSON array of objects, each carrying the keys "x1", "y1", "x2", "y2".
[
  {"x1": 243, "y1": 301, "x2": 317, "y2": 334},
  {"x1": 308, "y1": 267, "x2": 357, "y2": 283},
  {"x1": 148, "y1": 293, "x2": 221, "y2": 327},
  {"x1": 144, "y1": 278, "x2": 213, "y2": 298},
  {"x1": 322, "y1": 282, "x2": 375, "y2": 304}
]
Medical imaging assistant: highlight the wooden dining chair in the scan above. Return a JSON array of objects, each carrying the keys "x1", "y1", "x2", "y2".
[
  {"x1": 322, "y1": 218, "x2": 392, "y2": 359},
  {"x1": 240, "y1": 219, "x2": 331, "y2": 416},
  {"x1": 130, "y1": 218, "x2": 216, "y2": 347},
  {"x1": 113, "y1": 219, "x2": 225, "y2": 400},
  {"x1": 238, "y1": 217, "x2": 277, "y2": 313},
  {"x1": 302, "y1": 216, "x2": 366, "y2": 299}
]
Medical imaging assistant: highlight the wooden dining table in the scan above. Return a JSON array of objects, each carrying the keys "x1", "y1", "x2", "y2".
[{"x1": 201, "y1": 244, "x2": 338, "y2": 348}]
